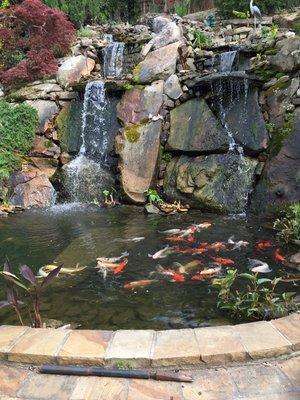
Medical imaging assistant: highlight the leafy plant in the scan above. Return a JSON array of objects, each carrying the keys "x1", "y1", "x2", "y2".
[
  {"x1": 204, "y1": 12, "x2": 216, "y2": 28},
  {"x1": 145, "y1": 189, "x2": 163, "y2": 204},
  {"x1": 102, "y1": 187, "x2": 116, "y2": 206},
  {"x1": 232, "y1": 10, "x2": 250, "y2": 18},
  {"x1": 274, "y1": 203, "x2": 300, "y2": 244},
  {"x1": 0, "y1": 0, "x2": 75, "y2": 88},
  {"x1": 260, "y1": 24, "x2": 278, "y2": 39},
  {"x1": 174, "y1": 0, "x2": 190, "y2": 17},
  {"x1": 161, "y1": 151, "x2": 172, "y2": 162},
  {"x1": 77, "y1": 27, "x2": 97, "y2": 38},
  {"x1": 0, "y1": 258, "x2": 62, "y2": 327},
  {"x1": 292, "y1": 21, "x2": 300, "y2": 35},
  {"x1": 212, "y1": 269, "x2": 298, "y2": 320},
  {"x1": 192, "y1": 30, "x2": 212, "y2": 49}
]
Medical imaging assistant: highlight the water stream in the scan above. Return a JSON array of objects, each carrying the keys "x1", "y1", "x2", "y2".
[
  {"x1": 103, "y1": 35, "x2": 125, "y2": 78},
  {"x1": 219, "y1": 50, "x2": 237, "y2": 73}
]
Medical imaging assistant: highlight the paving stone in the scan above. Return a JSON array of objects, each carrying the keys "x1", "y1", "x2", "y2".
[
  {"x1": 236, "y1": 321, "x2": 292, "y2": 359},
  {"x1": 17, "y1": 373, "x2": 77, "y2": 400},
  {"x1": 194, "y1": 325, "x2": 248, "y2": 364},
  {"x1": 229, "y1": 363, "x2": 294, "y2": 396},
  {"x1": 181, "y1": 368, "x2": 237, "y2": 400},
  {"x1": 105, "y1": 330, "x2": 154, "y2": 367},
  {"x1": 58, "y1": 330, "x2": 112, "y2": 366},
  {"x1": 0, "y1": 326, "x2": 29, "y2": 359},
  {"x1": 277, "y1": 356, "x2": 300, "y2": 389},
  {"x1": 151, "y1": 329, "x2": 200, "y2": 367},
  {"x1": 0, "y1": 365, "x2": 29, "y2": 397},
  {"x1": 127, "y1": 379, "x2": 182, "y2": 400},
  {"x1": 8, "y1": 328, "x2": 70, "y2": 364},
  {"x1": 70, "y1": 376, "x2": 127, "y2": 400},
  {"x1": 271, "y1": 314, "x2": 300, "y2": 351},
  {"x1": 238, "y1": 392, "x2": 300, "y2": 399}
]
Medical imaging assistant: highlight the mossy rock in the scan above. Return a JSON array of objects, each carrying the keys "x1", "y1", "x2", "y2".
[
  {"x1": 124, "y1": 125, "x2": 141, "y2": 143},
  {"x1": 56, "y1": 101, "x2": 82, "y2": 154}
]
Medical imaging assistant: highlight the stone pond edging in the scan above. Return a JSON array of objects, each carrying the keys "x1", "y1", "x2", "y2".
[{"x1": 0, "y1": 313, "x2": 299, "y2": 368}]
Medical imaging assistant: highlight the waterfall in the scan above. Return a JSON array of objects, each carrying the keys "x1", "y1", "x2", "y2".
[
  {"x1": 219, "y1": 50, "x2": 237, "y2": 73},
  {"x1": 64, "y1": 81, "x2": 114, "y2": 202},
  {"x1": 103, "y1": 38, "x2": 125, "y2": 78},
  {"x1": 210, "y1": 78, "x2": 249, "y2": 155}
]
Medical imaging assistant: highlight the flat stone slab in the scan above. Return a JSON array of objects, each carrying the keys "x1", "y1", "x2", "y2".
[
  {"x1": 8, "y1": 328, "x2": 70, "y2": 364},
  {"x1": 195, "y1": 325, "x2": 248, "y2": 364},
  {"x1": 57, "y1": 330, "x2": 113, "y2": 366},
  {"x1": 271, "y1": 313, "x2": 300, "y2": 351},
  {"x1": 105, "y1": 330, "x2": 155, "y2": 368},
  {"x1": 0, "y1": 315, "x2": 299, "y2": 368},
  {"x1": 151, "y1": 329, "x2": 200, "y2": 367},
  {"x1": 236, "y1": 321, "x2": 292, "y2": 359}
]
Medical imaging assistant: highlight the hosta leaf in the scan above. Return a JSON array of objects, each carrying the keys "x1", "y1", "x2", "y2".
[
  {"x1": 257, "y1": 278, "x2": 272, "y2": 285},
  {"x1": 20, "y1": 265, "x2": 36, "y2": 286}
]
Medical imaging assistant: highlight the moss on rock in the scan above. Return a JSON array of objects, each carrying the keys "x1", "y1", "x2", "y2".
[{"x1": 124, "y1": 124, "x2": 141, "y2": 143}]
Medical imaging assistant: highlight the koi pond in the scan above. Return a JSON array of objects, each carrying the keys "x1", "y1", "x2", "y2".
[{"x1": 0, "y1": 205, "x2": 298, "y2": 329}]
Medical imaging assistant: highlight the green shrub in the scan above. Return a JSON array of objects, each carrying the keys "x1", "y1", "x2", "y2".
[
  {"x1": 212, "y1": 269, "x2": 298, "y2": 321},
  {"x1": 0, "y1": 101, "x2": 38, "y2": 180},
  {"x1": 216, "y1": 0, "x2": 299, "y2": 18},
  {"x1": 192, "y1": 30, "x2": 212, "y2": 49},
  {"x1": 274, "y1": 202, "x2": 300, "y2": 244},
  {"x1": 174, "y1": 0, "x2": 190, "y2": 17}
]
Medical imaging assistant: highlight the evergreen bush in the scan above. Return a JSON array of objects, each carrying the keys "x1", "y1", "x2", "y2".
[{"x1": 0, "y1": 101, "x2": 38, "y2": 180}]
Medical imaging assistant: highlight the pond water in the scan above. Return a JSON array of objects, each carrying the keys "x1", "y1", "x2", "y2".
[{"x1": 0, "y1": 205, "x2": 298, "y2": 330}]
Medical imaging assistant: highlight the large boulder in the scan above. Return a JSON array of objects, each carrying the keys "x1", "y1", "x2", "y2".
[
  {"x1": 213, "y1": 87, "x2": 269, "y2": 154},
  {"x1": 142, "y1": 16, "x2": 182, "y2": 56},
  {"x1": 163, "y1": 154, "x2": 258, "y2": 213},
  {"x1": 10, "y1": 175, "x2": 55, "y2": 208},
  {"x1": 116, "y1": 120, "x2": 162, "y2": 204},
  {"x1": 132, "y1": 42, "x2": 180, "y2": 84},
  {"x1": 250, "y1": 108, "x2": 300, "y2": 213},
  {"x1": 57, "y1": 56, "x2": 95, "y2": 88},
  {"x1": 117, "y1": 81, "x2": 164, "y2": 126},
  {"x1": 25, "y1": 100, "x2": 58, "y2": 133},
  {"x1": 166, "y1": 98, "x2": 229, "y2": 153},
  {"x1": 269, "y1": 37, "x2": 300, "y2": 72}
]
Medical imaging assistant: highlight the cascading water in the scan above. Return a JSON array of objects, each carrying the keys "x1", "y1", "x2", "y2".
[
  {"x1": 103, "y1": 35, "x2": 125, "y2": 78},
  {"x1": 210, "y1": 77, "x2": 249, "y2": 155},
  {"x1": 219, "y1": 50, "x2": 237, "y2": 73},
  {"x1": 64, "y1": 81, "x2": 115, "y2": 202}
]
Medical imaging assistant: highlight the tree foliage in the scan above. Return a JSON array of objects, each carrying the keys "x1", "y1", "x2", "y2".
[
  {"x1": 216, "y1": 0, "x2": 299, "y2": 18},
  {"x1": 0, "y1": 0, "x2": 75, "y2": 88}
]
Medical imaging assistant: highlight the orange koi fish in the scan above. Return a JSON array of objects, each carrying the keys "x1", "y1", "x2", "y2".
[
  {"x1": 123, "y1": 279, "x2": 157, "y2": 289},
  {"x1": 171, "y1": 272, "x2": 185, "y2": 282},
  {"x1": 211, "y1": 257, "x2": 235, "y2": 266},
  {"x1": 274, "y1": 248, "x2": 285, "y2": 262},
  {"x1": 255, "y1": 240, "x2": 273, "y2": 250},
  {"x1": 113, "y1": 259, "x2": 128, "y2": 275},
  {"x1": 191, "y1": 267, "x2": 221, "y2": 280},
  {"x1": 208, "y1": 242, "x2": 226, "y2": 251}
]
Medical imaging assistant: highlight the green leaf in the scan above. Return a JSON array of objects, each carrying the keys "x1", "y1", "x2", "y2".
[
  {"x1": 257, "y1": 278, "x2": 272, "y2": 285},
  {"x1": 239, "y1": 273, "x2": 256, "y2": 282},
  {"x1": 0, "y1": 272, "x2": 29, "y2": 291}
]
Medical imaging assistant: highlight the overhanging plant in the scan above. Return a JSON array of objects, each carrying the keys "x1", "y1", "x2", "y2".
[{"x1": 0, "y1": 258, "x2": 61, "y2": 327}]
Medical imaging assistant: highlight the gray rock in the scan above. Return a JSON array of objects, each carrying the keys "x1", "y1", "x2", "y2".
[
  {"x1": 269, "y1": 37, "x2": 300, "y2": 72},
  {"x1": 166, "y1": 98, "x2": 229, "y2": 153},
  {"x1": 57, "y1": 55, "x2": 95, "y2": 88},
  {"x1": 25, "y1": 100, "x2": 58, "y2": 133},
  {"x1": 116, "y1": 120, "x2": 162, "y2": 204},
  {"x1": 164, "y1": 74, "x2": 183, "y2": 100},
  {"x1": 117, "y1": 81, "x2": 164, "y2": 126},
  {"x1": 10, "y1": 175, "x2": 55, "y2": 209},
  {"x1": 250, "y1": 108, "x2": 300, "y2": 213},
  {"x1": 133, "y1": 42, "x2": 180, "y2": 84},
  {"x1": 163, "y1": 154, "x2": 258, "y2": 213}
]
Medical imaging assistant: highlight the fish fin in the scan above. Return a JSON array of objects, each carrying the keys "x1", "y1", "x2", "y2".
[
  {"x1": 148, "y1": 254, "x2": 153, "y2": 258},
  {"x1": 122, "y1": 251, "x2": 129, "y2": 257}
]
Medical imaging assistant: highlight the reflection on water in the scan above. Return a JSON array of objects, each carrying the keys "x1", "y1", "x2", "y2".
[{"x1": 0, "y1": 205, "x2": 298, "y2": 329}]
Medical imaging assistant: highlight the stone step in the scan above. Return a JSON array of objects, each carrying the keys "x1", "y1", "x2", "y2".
[{"x1": 0, "y1": 314, "x2": 299, "y2": 368}]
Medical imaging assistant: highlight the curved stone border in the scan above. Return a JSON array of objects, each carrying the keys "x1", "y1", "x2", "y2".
[{"x1": 0, "y1": 314, "x2": 299, "y2": 368}]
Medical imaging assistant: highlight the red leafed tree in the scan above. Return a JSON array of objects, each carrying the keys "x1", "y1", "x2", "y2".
[{"x1": 0, "y1": 0, "x2": 75, "y2": 88}]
